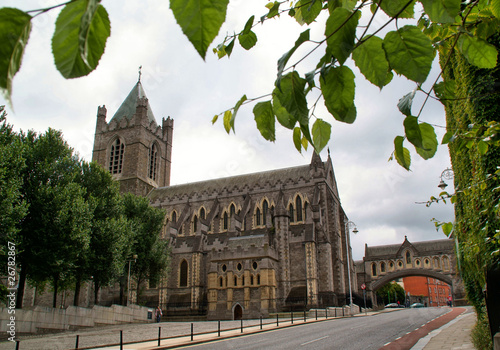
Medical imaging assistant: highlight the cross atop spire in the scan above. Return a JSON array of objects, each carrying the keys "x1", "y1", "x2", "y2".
[{"x1": 138, "y1": 65, "x2": 142, "y2": 83}]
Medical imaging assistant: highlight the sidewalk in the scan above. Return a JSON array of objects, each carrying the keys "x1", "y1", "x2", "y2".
[{"x1": 412, "y1": 309, "x2": 476, "y2": 350}]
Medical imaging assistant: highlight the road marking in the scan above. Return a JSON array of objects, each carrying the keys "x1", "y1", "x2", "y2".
[{"x1": 301, "y1": 335, "x2": 329, "y2": 346}]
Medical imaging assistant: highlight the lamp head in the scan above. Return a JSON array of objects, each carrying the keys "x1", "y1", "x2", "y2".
[{"x1": 438, "y1": 179, "x2": 448, "y2": 190}]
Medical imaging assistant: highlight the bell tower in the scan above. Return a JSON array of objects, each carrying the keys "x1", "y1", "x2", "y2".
[{"x1": 92, "y1": 74, "x2": 173, "y2": 197}]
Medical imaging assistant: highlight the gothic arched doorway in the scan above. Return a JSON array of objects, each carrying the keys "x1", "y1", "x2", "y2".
[{"x1": 233, "y1": 304, "x2": 243, "y2": 320}]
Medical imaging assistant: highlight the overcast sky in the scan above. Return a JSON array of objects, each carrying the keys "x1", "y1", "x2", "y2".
[{"x1": 2, "y1": 0, "x2": 455, "y2": 260}]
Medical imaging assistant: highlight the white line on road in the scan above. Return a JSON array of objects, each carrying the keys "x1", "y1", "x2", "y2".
[{"x1": 300, "y1": 336, "x2": 329, "y2": 346}]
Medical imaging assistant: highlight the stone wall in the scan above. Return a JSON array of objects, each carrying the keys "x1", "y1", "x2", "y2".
[{"x1": 0, "y1": 304, "x2": 152, "y2": 336}]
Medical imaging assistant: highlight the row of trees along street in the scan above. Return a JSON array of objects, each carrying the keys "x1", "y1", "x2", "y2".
[{"x1": 0, "y1": 106, "x2": 169, "y2": 308}]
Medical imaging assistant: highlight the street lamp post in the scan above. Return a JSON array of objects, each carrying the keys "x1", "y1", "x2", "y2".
[
  {"x1": 345, "y1": 221, "x2": 358, "y2": 315},
  {"x1": 127, "y1": 254, "x2": 138, "y2": 306}
]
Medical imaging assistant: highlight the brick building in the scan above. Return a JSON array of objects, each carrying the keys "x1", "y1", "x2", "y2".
[{"x1": 402, "y1": 276, "x2": 452, "y2": 306}]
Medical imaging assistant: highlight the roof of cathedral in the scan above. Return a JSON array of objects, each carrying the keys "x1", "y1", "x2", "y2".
[
  {"x1": 364, "y1": 238, "x2": 453, "y2": 259},
  {"x1": 149, "y1": 163, "x2": 315, "y2": 202},
  {"x1": 111, "y1": 81, "x2": 156, "y2": 123}
]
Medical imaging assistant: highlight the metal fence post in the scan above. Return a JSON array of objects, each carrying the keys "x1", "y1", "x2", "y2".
[
  {"x1": 120, "y1": 330, "x2": 123, "y2": 350},
  {"x1": 260, "y1": 316, "x2": 263, "y2": 329},
  {"x1": 304, "y1": 310, "x2": 306, "y2": 322},
  {"x1": 218, "y1": 320, "x2": 221, "y2": 337},
  {"x1": 241, "y1": 318, "x2": 243, "y2": 333},
  {"x1": 191, "y1": 323, "x2": 194, "y2": 341},
  {"x1": 277, "y1": 313, "x2": 279, "y2": 326},
  {"x1": 158, "y1": 327, "x2": 161, "y2": 346},
  {"x1": 325, "y1": 308, "x2": 328, "y2": 319},
  {"x1": 75, "y1": 335, "x2": 79, "y2": 349},
  {"x1": 291, "y1": 310, "x2": 293, "y2": 324},
  {"x1": 15, "y1": 341, "x2": 20, "y2": 350}
]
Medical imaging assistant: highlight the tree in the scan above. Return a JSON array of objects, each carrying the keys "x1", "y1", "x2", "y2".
[
  {"x1": 16, "y1": 128, "x2": 92, "y2": 308},
  {"x1": 0, "y1": 106, "x2": 26, "y2": 248},
  {"x1": 376, "y1": 281, "x2": 406, "y2": 306},
  {"x1": 122, "y1": 193, "x2": 169, "y2": 304},
  {"x1": 74, "y1": 161, "x2": 132, "y2": 305}
]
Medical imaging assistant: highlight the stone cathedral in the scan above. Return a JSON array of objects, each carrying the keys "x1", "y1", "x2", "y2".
[{"x1": 92, "y1": 79, "x2": 356, "y2": 320}]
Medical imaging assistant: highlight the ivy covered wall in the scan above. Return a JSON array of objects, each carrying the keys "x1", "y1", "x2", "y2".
[{"x1": 441, "y1": 31, "x2": 500, "y2": 336}]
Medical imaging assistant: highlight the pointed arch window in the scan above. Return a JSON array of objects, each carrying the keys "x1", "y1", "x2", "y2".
[
  {"x1": 406, "y1": 251, "x2": 412, "y2": 264},
  {"x1": 171, "y1": 211, "x2": 177, "y2": 223},
  {"x1": 296, "y1": 196, "x2": 303, "y2": 221},
  {"x1": 263, "y1": 200, "x2": 269, "y2": 225},
  {"x1": 179, "y1": 260, "x2": 188, "y2": 287},
  {"x1": 380, "y1": 262, "x2": 386, "y2": 273},
  {"x1": 193, "y1": 215, "x2": 198, "y2": 233},
  {"x1": 148, "y1": 143, "x2": 158, "y2": 181},
  {"x1": 223, "y1": 212, "x2": 229, "y2": 230},
  {"x1": 372, "y1": 263, "x2": 377, "y2": 276},
  {"x1": 289, "y1": 204, "x2": 295, "y2": 223},
  {"x1": 200, "y1": 207, "x2": 206, "y2": 220},
  {"x1": 109, "y1": 138, "x2": 125, "y2": 174},
  {"x1": 230, "y1": 204, "x2": 236, "y2": 217},
  {"x1": 256, "y1": 208, "x2": 261, "y2": 226},
  {"x1": 304, "y1": 202, "x2": 308, "y2": 221}
]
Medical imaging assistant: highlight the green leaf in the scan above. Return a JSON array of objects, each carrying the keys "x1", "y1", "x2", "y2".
[
  {"x1": 320, "y1": 66, "x2": 356, "y2": 123},
  {"x1": 442, "y1": 222, "x2": 454, "y2": 237},
  {"x1": 273, "y1": 71, "x2": 308, "y2": 125},
  {"x1": 441, "y1": 131, "x2": 455, "y2": 144},
  {"x1": 415, "y1": 122, "x2": 438, "y2": 159},
  {"x1": 170, "y1": 0, "x2": 229, "y2": 60},
  {"x1": 478, "y1": 140, "x2": 489, "y2": 155},
  {"x1": 229, "y1": 95, "x2": 247, "y2": 132},
  {"x1": 490, "y1": 0, "x2": 500, "y2": 19},
  {"x1": 312, "y1": 119, "x2": 332, "y2": 153},
  {"x1": 238, "y1": 30, "x2": 257, "y2": 50},
  {"x1": 277, "y1": 30, "x2": 310, "y2": 90},
  {"x1": 398, "y1": 90, "x2": 416, "y2": 116},
  {"x1": 404, "y1": 115, "x2": 424, "y2": 149},
  {"x1": 223, "y1": 110, "x2": 232, "y2": 133},
  {"x1": 394, "y1": 136, "x2": 411, "y2": 170},
  {"x1": 352, "y1": 36, "x2": 392, "y2": 89},
  {"x1": 52, "y1": 0, "x2": 110, "y2": 79},
  {"x1": 325, "y1": 8, "x2": 360, "y2": 65},
  {"x1": 273, "y1": 96, "x2": 296, "y2": 129},
  {"x1": 383, "y1": 25, "x2": 436, "y2": 83},
  {"x1": 458, "y1": 35, "x2": 498, "y2": 69},
  {"x1": 433, "y1": 80, "x2": 456, "y2": 103},
  {"x1": 419, "y1": 0, "x2": 461, "y2": 23},
  {"x1": 0, "y1": 8, "x2": 32, "y2": 104},
  {"x1": 376, "y1": 0, "x2": 416, "y2": 18},
  {"x1": 294, "y1": 0, "x2": 323, "y2": 25},
  {"x1": 242, "y1": 15, "x2": 254, "y2": 35},
  {"x1": 266, "y1": 1, "x2": 280, "y2": 18},
  {"x1": 293, "y1": 127, "x2": 302, "y2": 152},
  {"x1": 253, "y1": 101, "x2": 276, "y2": 141}
]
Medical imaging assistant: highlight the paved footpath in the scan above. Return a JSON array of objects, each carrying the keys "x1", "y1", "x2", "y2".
[{"x1": 413, "y1": 310, "x2": 476, "y2": 350}]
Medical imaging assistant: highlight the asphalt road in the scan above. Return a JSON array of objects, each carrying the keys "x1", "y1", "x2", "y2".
[{"x1": 176, "y1": 308, "x2": 449, "y2": 350}]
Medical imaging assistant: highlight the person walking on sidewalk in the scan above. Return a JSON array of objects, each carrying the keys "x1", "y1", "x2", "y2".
[{"x1": 155, "y1": 306, "x2": 162, "y2": 323}]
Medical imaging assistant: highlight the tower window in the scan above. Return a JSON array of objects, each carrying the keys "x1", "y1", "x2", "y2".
[
  {"x1": 109, "y1": 138, "x2": 125, "y2": 174},
  {"x1": 256, "y1": 208, "x2": 261, "y2": 226},
  {"x1": 148, "y1": 143, "x2": 158, "y2": 181},
  {"x1": 193, "y1": 215, "x2": 198, "y2": 233}
]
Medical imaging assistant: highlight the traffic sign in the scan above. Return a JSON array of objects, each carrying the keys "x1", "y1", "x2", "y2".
[{"x1": 361, "y1": 283, "x2": 366, "y2": 290}]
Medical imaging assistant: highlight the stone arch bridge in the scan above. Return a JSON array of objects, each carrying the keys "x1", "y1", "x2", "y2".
[{"x1": 355, "y1": 237, "x2": 466, "y2": 306}]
